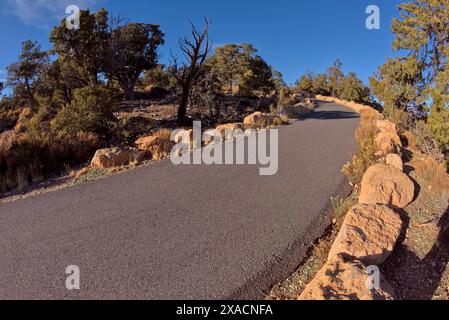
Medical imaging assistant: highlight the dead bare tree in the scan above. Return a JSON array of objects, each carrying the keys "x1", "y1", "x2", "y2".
[{"x1": 169, "y1": 19, "x2": 211, "y2": 123}]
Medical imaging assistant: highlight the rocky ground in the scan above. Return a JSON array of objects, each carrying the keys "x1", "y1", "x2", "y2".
[{"x1": 381, "y1": 157, "x2": 449, "y2": 300}]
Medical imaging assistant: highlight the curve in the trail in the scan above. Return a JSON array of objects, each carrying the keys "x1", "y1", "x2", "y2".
[{"x1": 0, "y1": 101, "x2": 360, "y2": 299}]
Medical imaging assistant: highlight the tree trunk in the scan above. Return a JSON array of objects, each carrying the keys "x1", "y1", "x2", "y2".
[
  {"x1": 25, "y1": 83, "x2": 36, "y2": 111},
  {"x1": 178, "y1": 85, "x2": 190, "y2": 123},
  {"x1": 122, "y1": 80, "x2": 136, "y2": 101}
]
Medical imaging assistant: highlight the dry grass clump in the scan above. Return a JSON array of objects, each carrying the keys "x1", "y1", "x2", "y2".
[
  {"x1": 0, "y1": 127, "x2": 99, "y2": 193},
  {"x1": 272, "y1": 116, "x2": 285, "y2": 127},
  {"x1": 411, "y1": 157, "x2": 449, "y2": 194},
  {"x1": 0, "y1": 108, "x2": 22, "y2": 132},
  {"x1": 359, "y1": 108, "x2": 379, "y2": 123},
  {"x1": 331, "y1": 191, "x2": 358, "y2": 224},
  {"x1": 342, "y1": 112, "x2": 378, "y2": 186},
  {"x1": 153, "y1": 128, "x2": 172, "y2": 141}
]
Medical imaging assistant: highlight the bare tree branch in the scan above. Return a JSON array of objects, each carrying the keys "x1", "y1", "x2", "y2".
[{"x1": 169, "y1": 18, "x2": 212, "y2": 123}]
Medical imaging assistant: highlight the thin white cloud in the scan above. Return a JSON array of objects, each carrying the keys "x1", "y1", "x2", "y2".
[{"x1": 6, "y1": 0, "x2": 106, "y2": 29}]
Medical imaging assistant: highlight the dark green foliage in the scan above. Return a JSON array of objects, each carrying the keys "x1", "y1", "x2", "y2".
[
  {"x1": 338, "y1": 72, "x2": 371, "y2": 104},
  {"x1": 206, "y1": 43, "x2": 276, "y2": 96},
  {"x1": 6, "y1": 40, "x2": 48, "y2": 110},
  {"x1": 239, "y1": 55, "x2": 275, "y2": 96},
  {"x1": 141, "y1": 64, "x2": 175, "y2": 91},
  {"x1": 327, "y1": 59, "x2": 344, "y2": 97},
  {"x1": 50, "y1": 9, "x2": 109, "y2": 86},
  {"x1": 369, "y1": 57, "x2": 423, "y2": 115},
  {"x1": 371, "y1": 0, "x2": 449, "y2": 160},
  {"x1": 106, "y1": 23, "x2": 164, "y2": 100},
  {"x1": 295, "y1": 72, "x2": 315, "y2": 96},
  {"x1": 51, "y1": 86, "x2": 116, "y2": 136},
  {"x1": 295, "y1": 61, "x2": 371, "y2": 103}
]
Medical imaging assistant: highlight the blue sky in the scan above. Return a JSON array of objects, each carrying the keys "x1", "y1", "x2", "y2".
[{"x1": 0, "y1": 0, "x2": 404, "y2": 88}]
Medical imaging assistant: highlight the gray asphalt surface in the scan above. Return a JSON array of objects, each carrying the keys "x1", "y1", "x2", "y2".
[{"x1": 0, "y1": 101, "x2": 360, "y2": 299}]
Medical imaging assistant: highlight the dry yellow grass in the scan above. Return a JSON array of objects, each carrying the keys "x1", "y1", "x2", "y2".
[
  {"x1": 343, "y1": 113, "x2": 378, "y2": 186},
  {"x1": 411, "y1": 157, "x2": 449, "y2": 194},
  {"x1": 152, "y1": 128, "x2": 173, "y2": 141}
]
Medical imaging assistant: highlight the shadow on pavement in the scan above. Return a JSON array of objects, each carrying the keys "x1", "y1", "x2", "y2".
[{"x1": 307, "y1": 110, "x2": 359, "y2": 120}]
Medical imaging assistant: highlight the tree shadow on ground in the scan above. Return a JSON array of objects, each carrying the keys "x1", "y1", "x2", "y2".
[
  {"x1": 381, "y1": 204, "x2": 449, "y2": 300},
  {"x1": 315, "y1": 100, "x2": 334, "y2": 105},
  {"x1": 306, "y1": 110, "x2": 360, "y2": 120}
]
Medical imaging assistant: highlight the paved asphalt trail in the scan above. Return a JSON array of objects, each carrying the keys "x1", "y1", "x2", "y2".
[{"x1": 0, "y1": 102, "x2": 359, "y2": 299}]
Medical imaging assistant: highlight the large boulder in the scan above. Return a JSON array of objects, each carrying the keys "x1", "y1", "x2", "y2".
[
  {"x1": 243, "y1": 112, "x2": 281, "y2": 127},
  {"x1": 386, "y1": 153, "x2": 403, "y2": 171},
  {"x1": 375, "y1": 131, "x2": 402, "y2": 156},
  {"x1": 359, "y1": 164, "x2": 415, "y2": 208},
  {"x1": 135, "y1": 132, "x2": 175, "y2": 161},
  {"x1": 376, "y1": 120, "x2": 397, "y2": 134},
  {"x1": 216, "y1": 123, "x2": 244, "y2": 139},
  {"x1": 243, "y1": 112, "x2": 264, "y2": 126},
  {"x1": 91, "y1": 147, "x2": 146, "y2": 168},
  {"x1": 328, "y1": 204, "x2": 403, "y2": 265},
  {"x1": 299, "y1": 257, "x2": 395, "y2": 300},
  {"x1": 135, "y1": 136, "x2": 161, "y2": 151}
]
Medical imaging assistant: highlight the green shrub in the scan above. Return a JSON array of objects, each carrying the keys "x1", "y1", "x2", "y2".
[
  {"x1": 428, "y1": 105, "x2": 449, "y2": 158},
  {"x1": 51, "y1": 86, "x2": 116, "y2": 136},
  {"x1": 384, "y1": 105, "x2": 411, "y2": 134},
  {"x1": 277, "y1": 87, "x2": 296, "y2": 109}
]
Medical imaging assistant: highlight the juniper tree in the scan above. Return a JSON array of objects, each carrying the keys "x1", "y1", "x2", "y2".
[
  {"x1": 372, "y1": 0, "x2": 449, "y2": 155},
  {"x1": 7, "y1": 41, "x2": 48, "y2": 111},
  {"x1": 106, "y1": 23, "x2": 164, "y2": 100}
]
